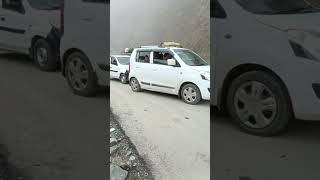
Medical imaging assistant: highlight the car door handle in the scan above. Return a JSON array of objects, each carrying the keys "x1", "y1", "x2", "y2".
[
  {"x1": 80, "y1": 18, "x2": 92, "y2": 22},
  {"x1": 224, "y1": 33, "x2": 232, "y2": 39},
  {"x1": 0, "y1": 16, "x2": 5, "y2": 21}
]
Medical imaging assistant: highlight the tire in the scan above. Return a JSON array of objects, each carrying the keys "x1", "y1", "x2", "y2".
[
  {"x1": 65, "y1": 52, "x2": 97, "y2": 96},
  {"x1": 226, "y1": 71, "x2": 292, "y2": 136},
  {"x1": 180, "y1": 84, "x2": 202, "y2": 105},
  {"x1": 120, "y1": 73, "x2": 128, "y2": 84},
  {"x1": 130, "y1": 78, "x2": 141, "y2": 92},
  {"x1": 33, "y1": 39, "x2": 57, "y2": 71}
]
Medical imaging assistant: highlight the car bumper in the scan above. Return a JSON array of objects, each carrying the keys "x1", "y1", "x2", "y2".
[
  {"x1": 283, "y1": 58, "x2": 320, "y2": 120},
  {"x1": 95, "y1": 62, "x2": 109, "y2": 86},
  {"x1": 198, "y1": 80, "x2": 210, "y2": 100},
  {"x1": 294, "y1": 82, "x2": 320, "y2": 120}
]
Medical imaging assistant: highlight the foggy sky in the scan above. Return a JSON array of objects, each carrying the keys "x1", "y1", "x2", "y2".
[{"x1": 110, "y1": 0, "x2": 210, "y2": 62}]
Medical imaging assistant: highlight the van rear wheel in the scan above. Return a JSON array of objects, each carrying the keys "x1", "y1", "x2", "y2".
[
  {"x1": 227, "y1": 71, "x2": 292, "y2": 136},
  {"x1": 65, "y1": 52, "x2": 97, "y2": 96},
  {"x1": 33, "y1": 39, "x2": 57, "y2": 71}
]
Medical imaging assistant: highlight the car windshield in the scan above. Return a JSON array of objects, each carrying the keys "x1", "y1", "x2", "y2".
[
  {"x1": 174, "y1": 49, "x2": 208, "y2": 66},
  {"x1": 236, "y1": 0, "x2": 320, "y2": 15},
  {"x1": 27, "y1": 0, "x2": 63, "y2": 10},
  {"x1": 117, "y1": 57, "x2": 130, "y2": 65}
]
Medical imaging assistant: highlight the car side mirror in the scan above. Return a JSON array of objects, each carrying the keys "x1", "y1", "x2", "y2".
[{"x1": 167, "y1": 59, "x2": 176, "y2": 66}]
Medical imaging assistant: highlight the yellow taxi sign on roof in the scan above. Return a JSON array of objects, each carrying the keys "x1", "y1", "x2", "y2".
[{"x1": 160, "y1": 42, "x2": 183, "y2": 48}]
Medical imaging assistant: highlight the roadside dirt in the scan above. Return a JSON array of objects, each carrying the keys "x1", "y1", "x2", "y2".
[{"x1": 110, "y1": 111, "x2": 153, "y2": 180}]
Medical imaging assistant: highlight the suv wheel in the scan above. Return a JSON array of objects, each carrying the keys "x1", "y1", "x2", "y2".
[
  {"x1": 227, "y1": 71, "x2": 292, "y2": 136},
  {"x1": 181, "y1": 84, "x2": 202, "y2": 105},
  {"x1": 65, "y1": 52, "x2": 97, "y2": 96},
  {"x1": 33, "y1": 39, "x2": 57, "y2": 71},
  {"x1": 130, "y1": 78, "x2": 141, "y2": 92}
]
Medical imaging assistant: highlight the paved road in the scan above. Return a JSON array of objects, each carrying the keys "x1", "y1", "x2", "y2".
[
  {"x1": 110, "y1": 80, "x2": 210, "y2": 180},
  {"x1": 212, "y1": 110, "x2": 320, "y2": 180},
  {"x1": 0, "y1": 52, "x2": 107, "y2": 180}
]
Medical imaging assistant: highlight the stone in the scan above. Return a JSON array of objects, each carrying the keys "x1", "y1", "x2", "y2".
[
  {"x1": 129, "y1": 155, "x2": 136, "y2": 161},
  {"x1": 110, "y1": 144, "x2": 120, "y2": 155},
  {"x1": 133, "y1": 162, "x2": 137, "y2": 167},
  {"x1": 125, "y1": 151, "x2": 132, "y2": 157},
  {"x1": 112, "y1": 156, "x2": 126, "y2": 167},
  {"x1": 110, "y1": 164, "x2": 128, "y2": 180},
  {"x1": 110, "y1": 138, "x2": 117, "y2": 147}
]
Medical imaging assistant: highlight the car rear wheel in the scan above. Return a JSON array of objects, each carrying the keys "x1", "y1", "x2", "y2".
[
  {"x1": 33, "y1": 39, "x2": 58, "y2": 71},
  {"x1": 65, "y1": 52, "x2": 97, "y2": 96},
  {"x1": 181, "y1": 84, "x2": 202, "y2": 105},
  {"x1": 130, "y1": 78, "x2": 141, "y2": 92},
  {"x1": 227, "y1": 71, "x2": 292, "y2": 136}
]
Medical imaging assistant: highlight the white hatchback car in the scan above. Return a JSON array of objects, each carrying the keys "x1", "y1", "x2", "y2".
[
  {"x1": 211, "y1": 0, "x2": 320, "y2": 135},
  {"x1": 0, "y1": 0, "x2": 62, "y2": 71},
  {"x1": 129, "y1": 47, "x2": 210, "y2": 105},
  {"x1": 110, "y1": 55, "x2": 130, "y2": 84}
]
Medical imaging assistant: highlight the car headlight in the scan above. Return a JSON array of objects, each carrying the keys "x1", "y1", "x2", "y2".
[
  {"x1": 200, "y1": 72, "x2": 210, "y2": 81},
  {"x1": 289, "y1": 40, "x2": 317, "y2": 60},
  {"x1": 287, "y1": 30, "x2": 320, "y2": 61}
]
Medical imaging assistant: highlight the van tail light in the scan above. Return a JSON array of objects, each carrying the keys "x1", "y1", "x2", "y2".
[{"x1": 129, "y1": 62, "x2": 131, "y2": 73}]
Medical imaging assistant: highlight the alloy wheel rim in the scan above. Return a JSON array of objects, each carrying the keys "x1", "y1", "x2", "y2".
[
  {"x1": 234, "y1": 81, "x2": 277, "y2": 129},
  {"x1": 67, "y1": 58, "x2": 89, "y2": 91}
]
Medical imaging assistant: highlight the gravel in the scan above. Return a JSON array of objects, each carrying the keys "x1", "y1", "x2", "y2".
[{"x1": 110, "y1": 111, "x2": 153, "y2": 180}]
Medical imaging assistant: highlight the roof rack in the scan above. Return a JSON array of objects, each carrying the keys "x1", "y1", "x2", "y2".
[{"x1": 160, "y1": 42, "x2": 183, "y2": 48}]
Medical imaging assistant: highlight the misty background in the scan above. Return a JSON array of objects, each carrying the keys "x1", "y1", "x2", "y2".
[{"x1": 110, "y1": 0, "x2": 210, "y2": 62}]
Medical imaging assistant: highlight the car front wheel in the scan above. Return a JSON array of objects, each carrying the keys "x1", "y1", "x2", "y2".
[
  {"x1": 65, "y1": 52, "x2": 97, "y2": 96},
  {"x1": 227, "y1": 71, "x2": 292, "y2": 136},
  {"x1": 181, "y1": 84, "x2": 202, "y2": 105}
]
